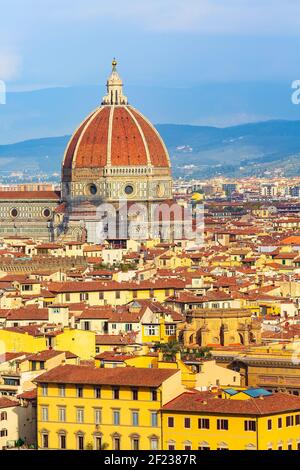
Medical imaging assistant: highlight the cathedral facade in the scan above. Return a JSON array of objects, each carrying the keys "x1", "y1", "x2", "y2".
[{"x1": 0, "y1": 61, "x2": 173, "y2": 242}]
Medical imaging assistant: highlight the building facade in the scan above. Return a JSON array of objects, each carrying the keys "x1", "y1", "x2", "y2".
[
  {"x1": 177, "y1": 308, "x2": 261, "y2": 348},
  {"x1": 34, "y1": 364, "x2": 300, "y2": 451},
  {"x1": 0, "y1": 191, "x2": 60, "y2": 240},
  {"x1": 35, "y1": 365, "x2": 182, "y2": 450}
]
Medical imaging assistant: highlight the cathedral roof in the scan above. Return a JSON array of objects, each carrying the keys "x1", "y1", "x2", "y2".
[
  {"x1": 0, "y1": 191, "x2": 60, "y2": 200},
  {"x1": 63, "y1": 60, "x2": 170, "y2": 171}
]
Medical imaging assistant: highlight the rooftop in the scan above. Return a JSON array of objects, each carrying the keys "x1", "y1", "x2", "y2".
[{"x1": 34, "y1": 364, "x2": 178, "y2": 387}]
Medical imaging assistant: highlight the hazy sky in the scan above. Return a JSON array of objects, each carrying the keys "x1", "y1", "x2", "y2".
[{"x1": 1, "y1": 0, "x2": 300, "y2": 90}]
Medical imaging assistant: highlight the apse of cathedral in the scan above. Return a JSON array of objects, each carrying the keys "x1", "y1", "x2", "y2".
[{"x1": 0, "y1": 60, "x2": 174, "y2": 242}]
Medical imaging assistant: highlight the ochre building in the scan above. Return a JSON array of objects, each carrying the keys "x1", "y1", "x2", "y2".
[{"x1": 177, "y1": 308, "x2": 261, "y2": 347}]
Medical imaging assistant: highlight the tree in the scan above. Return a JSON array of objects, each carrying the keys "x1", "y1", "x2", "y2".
[
  {"x1": 15, "y1": 438, "x2": 25, "y2": 448},
  {"x1": 193, "y1": 346, "x2": 213, "y2": 360},
  {"x1": 85, "y1": 441, "x2": 109, "y2": 450},
  {"x1": 155, "y1": 340, "x2": 181, "y2": 362},
  {"x1": 181, "y1": 346, "x2": 213, "y2": 361},
  {"x1": 100, "y1": 442, "x2": 109, "y2": 450}
]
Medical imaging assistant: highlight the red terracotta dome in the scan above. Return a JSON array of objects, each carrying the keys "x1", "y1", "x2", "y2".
[{"x1": 63, "y1": 105, "x2": 170, "y2": 170}]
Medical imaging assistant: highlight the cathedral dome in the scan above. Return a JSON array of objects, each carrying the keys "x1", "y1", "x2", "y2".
[
  {"x1": 62, "y1": 60, "x2": 170, "y2": 172},
  {"x1": 62, "y1": 60, "x2": 172, "y2": 204}
]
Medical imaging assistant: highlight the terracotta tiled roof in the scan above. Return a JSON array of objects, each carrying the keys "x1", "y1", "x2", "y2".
[
  {"x1": 0, "y1": 352, "x2": 27, "y2": 362},
  {"x1": 0, "y1": 274, "x2": 29, "y2": 283},
  {"x1": 3, "y1": 325, "x2": 44, "y2": 337},
  {"x1": 166, "y1": 292, "x2": 204, "y2": 303},
  {"x1": 0, "y1": 397, "x2": 18, "y2": 409},
  {"x1": 162, "y1": 390, "x2": 300, "y2": 415},
  {"x1": 63, "y1": 106, "x2": 170, "y2": 170},
  {"x1": 111, "y1": 107, "x2": 148, "y2": 166},
  {"x1": 83, "y1": 246, "x2": 103, "y2": 253},
  {"x1": 4, "y1": 307, "x2": 48, "y2": 321},
  {"x1": 0, "y1": 191, "x2": 60, "y2": 200},
  {"x1": 129, "y1": 108, "x2": 168, "y2": 167},
  {"x1": 25, "y1": 349, "x2": 64, "y2": 362},
  {"x1": 63, "y1": 111, "x2": 98, "y2": 169},
  {"x1": 65, "y1": 351, "x2": 79, "y2": 359},
  {"x1": 17, "y1": 389, "x2": 37, "y2": 400},
  {"x1": 95, "y1": 333, "x2": 138, "y2": 345},
  {"x1": 36, "y1": 243, "x2": 63, "y2": 250},
  {"x1": 274, "y1": 253, "x2": 297, "y2": 259},
  {"x1": 48, "y1": 278, "x2": 185, "y2": 293},
  {"x1": 280, "y1": 236, "x2": 300, "y2": 245},
  {"x1": 95, "y1": 352, "x2": 135, "y2": 362},
  {"x1": 79, "y1": 307, "x2": 114, "y2": 320},
  {"x1": 34, "y1": 364, "x2": 178, "y2": 386}
]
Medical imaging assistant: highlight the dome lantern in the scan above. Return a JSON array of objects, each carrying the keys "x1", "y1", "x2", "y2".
[{"x1": 102, "y1": 58, "x2": 128, "y2": 106}]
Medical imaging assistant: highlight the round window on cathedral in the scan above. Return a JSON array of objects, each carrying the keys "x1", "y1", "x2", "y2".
[
  {"x1": 88, "y1": 183, "x2": 98, "y2": 196},
  {"x1": 124, "y1": 184, "x2": 134, "y2": 196},
  {"x1": 43, "y1": 208, "x2": 51, "y2": 219},
  {"x1": 10, "y1": 208, "x2": 18, "y2": 218}
]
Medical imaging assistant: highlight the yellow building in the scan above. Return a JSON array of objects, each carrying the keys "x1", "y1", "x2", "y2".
[
  {"x1": 52, "y1": 328, "x2": 96, "y2": 361},
  {"x1": 78, "y1": 300, "x2": 182, "y2": 345},
  {"x1": 229, "y1": 342, "x2": 300, "y2": 394},
  {"x1": 13, "y1": 279, "x2": 42, "y2": 297},
  {"x1": 0, "y1": 395, "x2": 37, "y2": 449},
  {"x1": 95, "y1": 334, "x2": 141, "y2": 355},
  {"x1": 0, "y1": 327, "x2": 95, "y2": 361},
  {"x1": 125, "y1": 353, "x2": 240, "y2": 389},
  {"x1": 48, "y1": 279, "x2": 185, "y2": 307},
  {"x1": 155, "y1": 251, "x2": 192, "y2": 270},
  {"x1": 34, "y1": 364, "x2": 300, "y2": 451},
  {"x1": 35, "y1": 364, "x2": 183, "y2": 450},
  {"x1": 162, "y1": 388, "x2": 300, "y2": 450},
  {"x1": 0, "y1": 328, "x2": 47, "y2": 355},
  {"x1": 0, "y1": 350, "x2": 79, "y2": 396},
  {"x1": 177, "y1": 308, "x2": 261, "y2": 347}
]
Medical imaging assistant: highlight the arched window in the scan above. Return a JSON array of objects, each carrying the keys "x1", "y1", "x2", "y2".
[
  {"x1": 245, "y1": 443, "x2": 256, "y2": 451},
  {"x1": 112, "y1": 433, "x2": 121, "y2": 450},
  {"x1": 131, "y1": 434, "x2": 140, "y2": 451},
  {"x1": 94, "y1": 433, "x2": 103, "y2": 450},
  {"x1": 58, "y1": 431, "x2": 67, "y2": 450},
  {"x1": 167, "y1": 440, "x2": 176, "y2": 450},
  {"x1": 217, "y1": 441, "x2": 229, "y2": 450},
  {"x1": 149, "y1": 436, "x2": 159, "y2": 450},
  {"x1": 42, "y1": 433, "x2": 48, "y2": 449},
  {"x1": 183, "y1": 440, "x2": 192, "y2": 450},
  {"x1": 76, "y1": 432, "x2": 85, "y2": 451},
  {"x1": 199, "y1": 441, "x2": 210, "y2": 451}
]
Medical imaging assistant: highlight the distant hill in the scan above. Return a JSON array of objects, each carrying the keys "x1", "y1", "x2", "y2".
[
  {"x1": 1, "y1": 120, "x2": 300, "y2": 179},
  {"x1": 0, "y1": 136, "x2": 69, "y2": 175},
  {"x1": 1, "y1": 81, "x2": 300, "y2": 145},
  {"x1": 161, "y1": 120, "x2": 300, "y2": 178}
]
